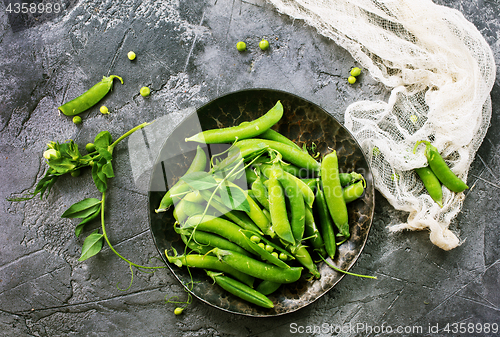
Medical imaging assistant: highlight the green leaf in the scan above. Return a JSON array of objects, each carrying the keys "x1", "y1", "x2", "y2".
[
  {"x1": 97, "y1": 147, "x2": 113, "y2": 161},
  {"x1": 94, "y1": 131, "x2": 112, "y2": 150},
  {"x1": 92, "y1": 162, "x2": 108, "y2": 193},
  {"x1": 102, "y1": 162, "x2": 114, "y2": 178},
  {"x1": 219, "y1": 185, "x2": 250, "y2": 212},
  {"x1": 62, "y1": 198, "x2": 102, "y2": 218},
  {"x1": 75, "y1": 208, "x2": 101, "y2": 237},
  {"x1": 47, "y1": 157, "x2": 77, "y2": 174},
  {"x1": 79, "y1": 230, "x2": 104, "y2": 261},
  {"x1": 180, "y1": 171, "x2": 218, "y2": 190}
]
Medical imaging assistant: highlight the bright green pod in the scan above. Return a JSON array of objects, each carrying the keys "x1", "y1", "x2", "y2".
[
  {"x1": 414, "y1": 140, "x2": 468, "y2": 193},
  {"x1": 58, "y1": 75, "x2": 123, "y2": 116},
  {"x1": 267, "y1": 165, "x2": 295, "y2": 245},
  {"x1": 198, "y1": 189, "x2": 262, "y2": 234},
  {"x1": 255, "y1": 280, "x2": 281, "y2": 296},
  {"x1": 280, "y1": 175, "x2": 306, "y2": 242},
  {"x1": 415, "y1": 166, "x2": 443, "y2": 207},
  {"x1": 321, "y1": 151, "x2": 349, "y2": 239},
  {"x1": 304, "y1": 205, "x2": 327, "y2": 257},
  {"x1": 167, "y1": 253, "x2": 254, "y2": 287},
  {"x1": 185, "y1": 101, "x2": 283, "y2": 144},
  {"x1": 184, "y1": 215, "x2": 255, "y2": 253},
  {"x1": 260, "y1": 163, "x2": 315, "y2": 208},
  {"x1": 238, "y1": 139, "x2": 321, "y2": 173},
  {"x1": 314, "y1": 185, "x2": 337, "y2": 259},
  {"x1": 212, "y1": 248, "x2": 303, "y2": 284},
  {"x1": 343, "y1": 179, "x2": 366, "y2": 204},
  {"x1": 251, "y1": 178, "x2": 270, "y2": 210},
  {"x1": 156, "y1": 146, "x2": 207, "y2": 213},
  {"x1": 206, "y1": 271, "x2": 273, "y2": 309}
]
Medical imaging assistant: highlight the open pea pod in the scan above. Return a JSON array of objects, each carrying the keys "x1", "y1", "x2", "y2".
[
  {"x1": 240, "y1": 230, "x2": 290, "y2": 269},
  {"x1": 240, "y1": 229, "x2": 295, "y2": 262}
]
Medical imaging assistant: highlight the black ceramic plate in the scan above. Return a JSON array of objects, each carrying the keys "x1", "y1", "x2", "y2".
[{"x1": 148, "y1": 89, "x2": 374, "y2": 317}]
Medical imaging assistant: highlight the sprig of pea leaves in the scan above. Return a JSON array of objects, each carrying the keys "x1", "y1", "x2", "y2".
[{"x1": 10, "y1": 122, "x2": 166, "y2": 281}]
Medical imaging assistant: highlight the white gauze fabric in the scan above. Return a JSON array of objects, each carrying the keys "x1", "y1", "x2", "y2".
[{"x1": 267, "y1": 0, "x2": 496, "y2": 250}]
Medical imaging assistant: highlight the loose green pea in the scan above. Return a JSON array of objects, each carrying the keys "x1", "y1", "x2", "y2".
[
  {"x1": 174, "y1": 307, "x2": 184, "y2": 315},
  {"x1": 100, "y1": 105, "x2": 109, "y2": 114},
  {"x1": 127, "y1": 51, "x2": 136, "y2": 60},
  {"x1": 348, "y1": 76, "x2": 357, "y2": 84},
  {"x1": 72, "y1": 116, "x2": 82, "y2": 124},
  {"x1": 140, "y1": 86, "x2": 150, "y2": 97},
  {"x1": 236, "y1": 41, "x2": 246, "y2": 52},
  {"x1": 350, "y1": 67, "x2": 361, "y2": 77},
  {"x1": 70, "y1": 169, "x2": 81, "y2": 177},
  {"x1": 259, "y1": 39, "x2": 269, "y2": 51},
  {"x1": 85, "y1": 143, "x2": 96, "y2": 152}
]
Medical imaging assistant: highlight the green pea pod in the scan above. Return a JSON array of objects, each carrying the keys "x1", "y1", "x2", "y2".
[
  {"x1": 172, "y1": 199, "x2": 189, "y2": 223},
  {"x1": 238, "y1": 139, "x2": 321, "y2": 173},
  {"x1": 214, "y1": 179, "x2": 273, "y2": 236},
  {"x1": 343, "y1": 179, "x2": 366, "y2": 204},
  {"x1": 255, "y1": 280, "x2": 281, "y2": 295},
  {"x1": 290, "y1": 245, "x2": 320, "y2": 279},
  {"x1": 339, "y1": 172, "x2": 364, "y2": 187},
  {"x1": 260, "y1": 163, "x2": 315, "y2": 208},
  {"x1": 58, "y1": 75, "x2": 123, "y2": 116},
  {"x1": 167, "y1": 253, "x2": 254, "y2": 287},
  {"x1": 179, "y1": 233, "x2": 213, "y2": 255},
  {"x1": 304, "y1": 205, "x2": 327, "y2": 257},
  {"x1": 212, "y1": 247, "x2": 303, "y2": 284},
  {"x1": 267, "y1": 165, "x2": 295, "y2": 245},
  {"x1": 414, "y1": 140, "x2": 468, "y2": 193},
  {"x1": 185, "y1": 101, "x2": 283, "y2": 143},
  {"x1": 176, "y1": 226, "x2": 251, "y2": 257},
  {"x1": 321, "y1": 151, "x2": 350, "y2": 239},
  {"x1": 242, "y1": 230, "x2": 295, "y2": 261},
  {"x1": 280, "y1": 175, "x2": 306, "y2": 242},
  {"x1": 240, "y1": 230, "x2": 290, "y2": 269},
  {"x1": 206, "y1": 271, "x2": 273, "y2": 309},
  {"x1": 415, "y1": 166, "x2": 443, "y2": 207},
  {"x1": 245, "y1": 167, "x2": 259, "y2": 185},
  {"x1": 198, "y1": 189, "x2": 262, "y2": 234},
  {"x1": 184, "y1": 215, "x2": 255, "y2": 253},
  {"x1": 156, "y1": 146, "x2": 207, "y2": 213},
  {"x1": 251, "y1": 178, "x2": 270, "y2": 210},
  {"x1": 256, "y1": 128, "x2": 304, "y2": 152},
  {"x1": 314, "y1": 183, "x2": 337, "y2": 259},
  {"x1": 179, "y1": 199, "x2": 206, "y2": 219}
]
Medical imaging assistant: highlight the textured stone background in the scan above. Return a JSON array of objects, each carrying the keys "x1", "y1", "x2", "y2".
[{"x1": 1, "y1": 0, "x2": 499, "y2": 336}]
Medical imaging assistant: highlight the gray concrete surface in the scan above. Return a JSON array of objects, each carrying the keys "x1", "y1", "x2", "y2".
[{"x1": 1, "y1": 0, "x2": 499, "y2": 336}]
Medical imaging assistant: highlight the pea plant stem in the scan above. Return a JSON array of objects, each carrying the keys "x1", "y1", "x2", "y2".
[
  {"x1": 110, "y1": 121, "x2": 153, "y2": 150},
  {"x1": 100, "y1": 191, "x2": 166, "y2": 271}
]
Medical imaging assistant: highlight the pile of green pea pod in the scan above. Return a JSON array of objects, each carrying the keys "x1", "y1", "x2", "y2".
[{"x1": 156, "y1": 101, "x2": 367, "y2": 309}]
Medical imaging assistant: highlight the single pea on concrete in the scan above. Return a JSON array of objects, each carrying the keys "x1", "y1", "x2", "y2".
[
  {"x1": 236, "y1": 41, "x2": 246, "y2": 52},
  {"x1": 348, "y1": 76, "x2": 357, "y2": 84},
  {"x1": 350, "y1": 67, "x2": 361, "y2": 77},
  {"x1": 72, "y1": 116, "x2": 82, "y2": 124},
  {"x1": 140, "y1": 86, "x2": 151, "y2": 97},
  {"x1": 127, "y1": 51, "x2": 136, "y2": 60},
  {"x1": 259, "y1": 39, "x2": 270, "y2": 51},
  {"x1": 100, "y1": 105, "x2": 109, "y2": 114}
]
